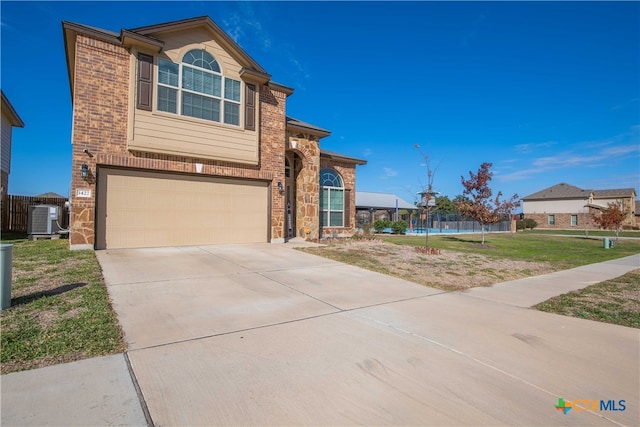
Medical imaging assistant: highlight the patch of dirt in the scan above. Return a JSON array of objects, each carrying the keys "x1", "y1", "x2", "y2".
[{"x1": 307, "y1": 241, "x2": 556, "y2": 291}]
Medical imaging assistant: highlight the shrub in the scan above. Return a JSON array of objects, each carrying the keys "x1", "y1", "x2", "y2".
[
  {"x1": 373, "y1": 219, "x2": 391, "y2": 233},
  {"x1": 516, "y1": 219, "x2": 537, "y2": 231},
  {"x1": 391, "y1": 220, "x2": 408, "y2": 234}
]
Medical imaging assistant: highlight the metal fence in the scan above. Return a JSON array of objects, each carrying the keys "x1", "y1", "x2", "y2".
[{"x1": 1, "y1": 195, "x2": 69, "y2": 232}]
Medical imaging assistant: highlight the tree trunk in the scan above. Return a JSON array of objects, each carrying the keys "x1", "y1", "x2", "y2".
[{"x1": 481, "y1": 223, "x2": 486, "y2": 245}]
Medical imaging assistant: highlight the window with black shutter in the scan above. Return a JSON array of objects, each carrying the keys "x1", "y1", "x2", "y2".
[{"x1": 137, "y1": 53, "x2": 153, "y2": 111}]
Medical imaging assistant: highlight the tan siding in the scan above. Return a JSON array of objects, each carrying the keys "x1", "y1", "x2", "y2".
[
  {"x1": 97, "y1": 168, "x2": 268, "y2": 249},
  {"x1": 160, "y1": 27, "x2": 243, "y2": 78},
  {"x1": 1, "y1": 115, "x2": 12, "y2": 173},
  {"x1": 130, "y1": 28, "x2": 259, "y2": 164},
  {"x1": 523, "y1": 199, "x2": 589, "y2": 214},
  {"x1": 131, "y1": 110, "x2": 258, "y2": 163}
]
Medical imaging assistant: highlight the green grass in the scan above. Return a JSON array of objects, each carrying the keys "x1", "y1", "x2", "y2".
[
  {"x1": 534, "y1": 270, "x2": 640, "y2": 328},
  {"x1": 526, "y1": 229, "x2": 640, "y2": 238},
  {"x1": 380, "y1": 233, "x2": 640, "y2": 269},
  {"x1": 1, "y1": 233, "x2": 125, "y2": 374}
]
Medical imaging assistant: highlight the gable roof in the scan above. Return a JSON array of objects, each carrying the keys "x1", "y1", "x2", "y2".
[
  {"x1": 1, "y1": 90, "x2": 25, "y2": 128},
  {"x1": 523, "y1": 183, "x2": 637, "y2": 201},
  {"x1": 522, "y1": 183, "x2": 590, "y2": 200},
  {"x1": 592, "y1": 188, "x2": 636, "y2": 198},
  {"x1": 356, "y1": 192, "x2": 416, "y2": 210},
  {"x1": 35, "y1": 192, "x2": 67, "y2": 199},
  {"x1": 62, "y1": 16, "x2": 275, "y2": 100}
]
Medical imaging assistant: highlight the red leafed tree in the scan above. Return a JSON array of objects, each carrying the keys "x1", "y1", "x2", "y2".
[
  {"x1": 592, "y1": 201, "x2": 626, "y2": 241},
  {"x1": 456, "y1": 162, "x2": 520, "y2": 245}
]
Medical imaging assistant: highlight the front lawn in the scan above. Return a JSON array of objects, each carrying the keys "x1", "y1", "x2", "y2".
[
  {"x1": 380, "y1": 233, "x2": 640, "y2": 269},
  {"x1": 0, "y1": 233, "x2": 125, "y2": 374},
  {"x1": 534, "y1": 269, "x2": 640, "y2": 328}
]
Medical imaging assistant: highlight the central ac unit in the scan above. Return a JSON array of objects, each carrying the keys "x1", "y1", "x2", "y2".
[{"x1": 27, "y1": 205, "x2": 60, "y2": 235}]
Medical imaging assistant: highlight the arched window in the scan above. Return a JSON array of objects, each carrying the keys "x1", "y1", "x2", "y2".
[
  {"x1": 156, "y1": 49, "x2": 241, "y2": 125},
  {"x1": 320, "y1": 169, "x2": 344, "y2": 227}
]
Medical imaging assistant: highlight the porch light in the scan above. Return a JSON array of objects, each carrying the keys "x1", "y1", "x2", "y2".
[
  {"x1": 80, "y1": 163, "x2": 89, "y2": 180},
  {"x1": 277, "y1": 181, "x2": 284, "y2": 194}
]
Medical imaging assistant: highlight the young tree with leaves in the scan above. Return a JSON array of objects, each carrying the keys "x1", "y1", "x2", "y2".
[
  {"x1": 591, "y1": 201, "x2": 627, "y2": 241},
  {"x1": 456, "y1": 162, "x2": 520, "y2": 245}
]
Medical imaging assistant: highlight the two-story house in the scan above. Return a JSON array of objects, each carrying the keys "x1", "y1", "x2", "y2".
[
  {"x1": 522, "y1": 183, "x2": 637, "y2": 229},
  {"x1": 63, "y1": 16, "x2": 365, "y2": 250}
]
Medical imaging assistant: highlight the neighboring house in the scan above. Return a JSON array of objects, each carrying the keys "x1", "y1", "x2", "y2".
[
  {"x1": 63, "y1": 16, "x2": 365, "y2": 250},
  {"x1": 522, "y1": 183, "x2": 637, "y2": 229},
  {"x1": 1, "y1": 90, "x2": 25, "y2": 200},
  {"x1": 35, "y1": 192, "x2": 67, "y2": 199},
  {"x1": 355, "y1": 192, "x2": 417, "y2": 225}
]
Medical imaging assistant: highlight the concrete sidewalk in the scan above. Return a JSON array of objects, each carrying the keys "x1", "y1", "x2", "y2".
[{"x1": 1, "y1": 248, "x2": 638, "y2": 426}]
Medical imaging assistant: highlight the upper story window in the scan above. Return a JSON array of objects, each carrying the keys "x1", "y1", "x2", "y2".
[
  {"x1": 320, "y1": 169, "x2": 344, "y2": 227},
  {"x1": 156, "y1": 49, "x2": 241, "y2": 125}
]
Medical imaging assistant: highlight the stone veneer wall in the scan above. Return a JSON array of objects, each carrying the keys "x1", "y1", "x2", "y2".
[
  {"x1": 70, "y1": 33, "x2": 288, "y2": 248},
  {"x1": 319, "y1": 157, "x2": 357, "y2": 238},
  {"x1": 286, "y1": 132, "x2": 320, "y2": 240}
]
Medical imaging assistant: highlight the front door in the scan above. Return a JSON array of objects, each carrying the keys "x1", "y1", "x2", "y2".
[{"x1": 285, "y1": 155, "x2": 296, "y2": 239}]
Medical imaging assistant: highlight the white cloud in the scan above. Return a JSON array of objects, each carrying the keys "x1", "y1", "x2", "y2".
[
  {"x1": 380, "y1": 167, "x2": 398, "y2": 179},
  {"x1": 513, "y1": 141, "x2": 557, "y2": 153},
  {"x1": 499, "y1": 127, "x2": 639, "y2": 183},
  {"x1": 363, "y1": 148, "x2": 372, "y2": 157}
]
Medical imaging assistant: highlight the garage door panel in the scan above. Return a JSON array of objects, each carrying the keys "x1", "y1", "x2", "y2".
[{"x1": 97, "y1": 169, "x2": 269, "y2": 249}]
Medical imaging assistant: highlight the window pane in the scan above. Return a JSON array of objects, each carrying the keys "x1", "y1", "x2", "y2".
[
  {"x1": 182, "y1": 92, "x2": 219, "y2": 122},
  {"x1": 157, "y1": 86, "x2": 177, "y2": 113},
  {"x1": 224, "y1": 78, "x2": 241, "y2": 101},
  {"x1": 330, "y1": 189, "x2": 344, "y2": 210},
  {"x1": 320, "y1": 188, "x2": 328, "y2": 210},
  {"x1": 320, "y1": 169, "x2": 343, "y2": 187},
  {"x1": 330, "y1": 212, "x2": 343, "y2": 227},
  {"x1": 158, "y1": 60, "x2": 179, "y2": 87},
  {"x1": 182, "y1": 49, "x2": 220, "y2": 72},
  {"x1": 320, "y1": 211, "x2": 327, "y2": 228},
  {"x1": 183, "y1": 67, "x2": 220, "y2": 96},
  {"x1": 224, "y1": 101, "x2": 240, "y2": 125}
]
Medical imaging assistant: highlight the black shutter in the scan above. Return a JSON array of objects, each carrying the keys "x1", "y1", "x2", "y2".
[
  {"x1": 245, "y1": 84, "x2": 256, "y2": 130},
  {"x1": 344, "y1": 189, "x2": 351, "y2": 228},
  {"x1": 137, "y1": 53, "x2": 153, "y2": 111}
]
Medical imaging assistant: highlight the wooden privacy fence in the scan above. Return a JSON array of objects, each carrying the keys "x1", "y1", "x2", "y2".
[{"x1": 1, "y1": 195, "x2": 69, "y2": 232}]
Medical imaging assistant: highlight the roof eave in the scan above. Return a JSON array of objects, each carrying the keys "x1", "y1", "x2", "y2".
[
  {"x1": 0, "y1": 91, "x2": 25, "y2": 127},
  {"x1": 267, "y1": 81, "x2": 294, "y2": 97},
  {"x1": 239, "y1": 68, "x2": 271, "y2": 85},
  {"x1": 120, "y1": 29, "x2": 164, "y2": 53},
  {"x1": 288, "y1": 122, "x2": 330, "y2": 138},
  {"x1": 320, "y1": 150, "x2": 367, "y2": 165}
]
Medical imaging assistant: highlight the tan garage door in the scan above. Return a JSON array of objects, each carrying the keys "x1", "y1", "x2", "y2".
[{"x1": 96, "y1": 168, "x2": 269, "y2": 249}]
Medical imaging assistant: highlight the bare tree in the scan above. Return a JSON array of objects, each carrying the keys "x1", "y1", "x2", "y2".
[
  {"x1": 456, "y1": 162, "x2": 520, "y2": 245},
  {"x1": 414, "y1": 144, "x2": 438, "y2": 249}
]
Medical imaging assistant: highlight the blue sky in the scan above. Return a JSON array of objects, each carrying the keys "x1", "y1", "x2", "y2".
[{"x1": 2, "y1": 1, "x2": 638, "y2": 208}]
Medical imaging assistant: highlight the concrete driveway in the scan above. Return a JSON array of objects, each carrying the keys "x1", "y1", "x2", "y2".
[{"x1": 97, "y1": 244, "x2": 639, "y2": 426}]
